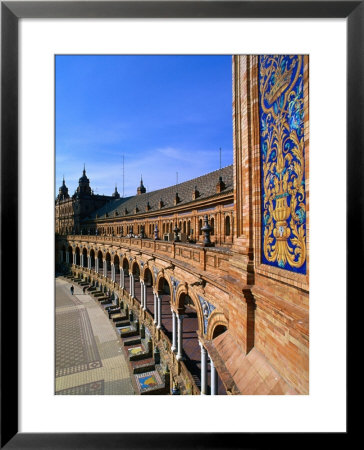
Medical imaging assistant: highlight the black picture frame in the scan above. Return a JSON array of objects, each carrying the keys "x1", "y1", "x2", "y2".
[{"x1": 1, "y1": 1, "x2": 355, "y2": 448}]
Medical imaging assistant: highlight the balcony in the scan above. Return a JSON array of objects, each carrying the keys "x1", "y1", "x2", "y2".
[{"x1": 59, "y1": 234, "x2": 232, "y2": 279}]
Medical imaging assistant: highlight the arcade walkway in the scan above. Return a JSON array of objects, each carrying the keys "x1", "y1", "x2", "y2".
[{"x1": 55, "y1": 278, "x2": 135, "y2": 395}]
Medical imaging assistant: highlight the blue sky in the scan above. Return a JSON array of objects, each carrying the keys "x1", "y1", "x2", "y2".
[{"x1": 56, "y1": 55, "x2": 233, "y2": 197}]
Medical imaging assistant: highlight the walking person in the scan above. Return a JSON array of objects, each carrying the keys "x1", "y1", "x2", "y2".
[{"x1": 70, "y1": 285, "x2": 74, "y2": 295}]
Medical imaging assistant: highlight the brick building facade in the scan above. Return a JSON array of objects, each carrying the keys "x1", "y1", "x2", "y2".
[
  {"x1": 55, "y1": 166, "x2": 119, "y2": 235},
  {"x1": 56, "y1": 55, "x2": 309, "y2": 395}
]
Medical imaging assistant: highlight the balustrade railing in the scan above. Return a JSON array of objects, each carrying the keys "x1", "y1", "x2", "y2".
[{"x1": 60, "y1": 234, "x2": 232, "y2": 276}]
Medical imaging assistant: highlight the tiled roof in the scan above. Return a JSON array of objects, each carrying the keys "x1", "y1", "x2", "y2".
[{"x1": 84, "y1": 165, "x2": 233, "y2": 222}]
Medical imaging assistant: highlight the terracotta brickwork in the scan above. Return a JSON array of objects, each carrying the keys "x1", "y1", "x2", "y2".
[
  {"x1": 56, "y1": 55, "x2": 309, "y2": 394},
  {"x1": 231, "y1": 55, "x2": 309, "y2": 393}
]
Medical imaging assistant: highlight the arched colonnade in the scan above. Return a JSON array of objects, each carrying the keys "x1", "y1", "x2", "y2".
[{"x1": 63, "y1": 243, "x2": 227, "y2": 395}]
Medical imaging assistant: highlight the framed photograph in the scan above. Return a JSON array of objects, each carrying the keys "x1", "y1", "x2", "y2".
[{"x1": 1, "y1": 1, "x2": 355, "y2": 447}]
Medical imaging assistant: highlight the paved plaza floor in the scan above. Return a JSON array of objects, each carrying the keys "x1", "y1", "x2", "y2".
[{"x1": 55, "y1": 278, "x2": 135, "y2": 395}]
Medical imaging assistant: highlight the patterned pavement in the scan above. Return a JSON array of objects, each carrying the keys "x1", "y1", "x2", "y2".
[{"x1": 55, "y1": 278, "x2": 135, "y2": 395}]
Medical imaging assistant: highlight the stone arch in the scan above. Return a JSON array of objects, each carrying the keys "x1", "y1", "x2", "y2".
[
  {"x1": 142, "y1": 266, "x2": 154, "y2": 287},
  {"x1": 103, "y1": 252, "x2": 111, "y2": 277},
  {"x1": 121, "y1": 256, "x2": 129, "y2": 272},
  {"x1": 130, "y1": 260, "x2": 142, "y2": 303},
  {"x1": 89, "y1": 249, "x2": 95, "y2": 268},
  {"x1": 154, "y1": 272, "x2": 173, "y2": 336},
  {"x1": 175, "y1": 285, "x2": 204, "y2": 336},
  {"x1": 206, "y1": 311, "x2": 229, "y2": 341},
  {"x1": 113, "y1": 254, "x2": 120, "y2": 280},
  {"x1": 105, "y1": 252, "x2": 111, "y2": 270},
  {"x1": 120, "y1": 256, "x2": 130, "y2": 291},
  {"x1": 97, "y1": 250, "x2": 103, "y2": 270},
  {"x1": 142, "y1": 266, "x2": 154, "y2": 314},
  {"x1": 212, "y1": 324, "x2": 228, "y2": 339},
  {"x1": 75, "y1": 247, "x2": 80, "y2": 265},
  {"x1": 113, "y1": 253, "x2": 120, "y2": 266},
  {"x1": 82, "y1": 247, "x2": 88, "y2": 268},
  {"x1": 131, "y1": 260, "x2": 141, "y2": 278},
  {"x1": 156, "y1": 272, "x2": 172, "y2": 296}
]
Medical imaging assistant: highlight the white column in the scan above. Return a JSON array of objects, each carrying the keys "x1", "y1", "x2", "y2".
[
  {"x1": 199, "y1": 342, "x2": 208, "y2": 395},
  {"x1": 120, "y1": 268, "x2": 124, "y2": 288},
  {"x1": 140, "y1": 281, "x2": 144, "y2": 308},
  {"x1": 157, "y1": 295, "x2": 162, "y2": 329},
  {"x1": 73, "y1": 253, "x2": 76, "y2": 265},
  {"x1": 95, "y1": 258, "x2": 99, "y2": 274},
  {"x1": 153, "y1": 292, "x2": 157, "y2": 324},
  {"x1": 176, "y1": 314, "x2": 184, "y2": 361},
  {"x1": 171, "y1": 310, "x2": 177, "y2": 352},
  {"x1": 143, "y1": 283, "x2": 147, "y2": 310},
  {"x1": 130, "y1": 273, "x2": 134, "y2": 297},
  {"x1": 111, "y1": 263, "x2": 115, "y2": 281},
  {"x1": 210, "y1": 356, "x2": 218, "y2": 395},
  {"x1": 80, "y1": 254, "x2": 84, "y2": 267},
  {"x1": 103, "y1": 260, "x2": 107, "y2": 277}
]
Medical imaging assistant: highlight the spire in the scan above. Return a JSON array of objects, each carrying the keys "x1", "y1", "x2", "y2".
[
  {"x1": 57, "y1": 176, "x2": 69, "y2": 200},
  {"x1": 77, "y1": 164, "x2": 91, "y2": 196},
  {"x1": 112, "y1": 184, "x2": 120, "y2": 199},
  {"x1": 137, "y1": 175, "x2": 146, "y2": 195}
]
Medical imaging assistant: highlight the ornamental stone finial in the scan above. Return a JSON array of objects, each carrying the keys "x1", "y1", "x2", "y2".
[
  {"x1": 173, "y1": 223, "x2": 180, "y2": 242},
  {"x1": 201, "y1": 215, "x2": 213, "y2": 247},
  {"x1": 154, "y1": 224, "x2": 159, "y2": 240}
]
